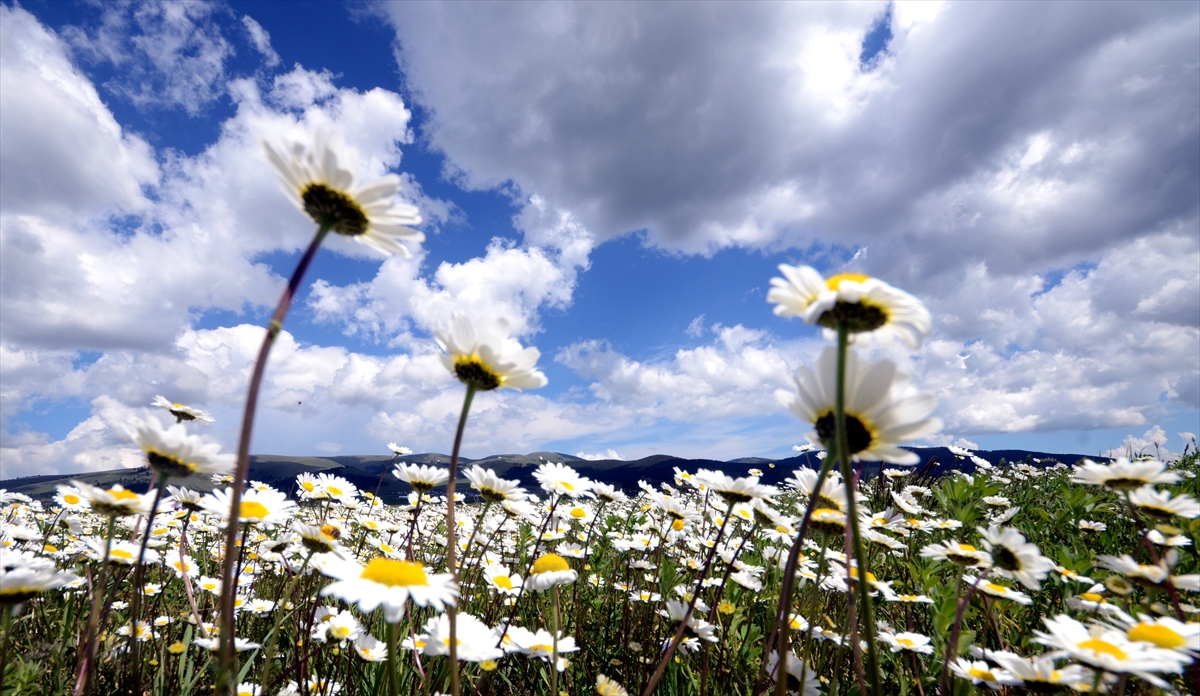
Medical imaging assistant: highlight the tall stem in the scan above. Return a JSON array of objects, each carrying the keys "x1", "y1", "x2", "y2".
[
  {"x1": 836, "y1": 322, "x2": 881, "y2": 696},
  {"x1": 74, "y1": 516, "x2": 117, "y2": 696},
  {"x1": 129, "y1": 477, "x2": 168, "y2": 693},
  {"x1": 445, "y1": 384, "x2": 477, "y2": 696},
  {"x1": 216, "y1": 222, "x2": 331, "y2": 694}
]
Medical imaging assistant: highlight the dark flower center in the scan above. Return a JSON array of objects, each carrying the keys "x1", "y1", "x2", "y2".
[
  {"x1": 454, "y1": 357, "x2": 502, "y2": 391},
  {"x1": 147, "y1": 451, "x2": 195, "y2": 478},
  {"x1": 817, "y1": 300, "x2": 888, "y2": 333},
  {"x1": 992, "y1": 546, "x2": 1020, "y2": 572},
  {"x1": 302, "y1": 183, "x2": 369, "y2": 236},
  {"x1": 814, "y1": 412, "x2": 873, "y2": 455}
]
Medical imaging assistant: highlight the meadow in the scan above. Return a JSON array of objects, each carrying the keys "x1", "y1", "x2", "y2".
[{"x1": 2, "y1": 132, "x2": 1196, "y2": 696}]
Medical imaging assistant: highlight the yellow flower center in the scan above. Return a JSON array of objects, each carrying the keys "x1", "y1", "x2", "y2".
[
  {"x1": 168, "y1": 642, "x2": 186, "y2": 654},
  {"x1": 984, "y1": 582, "x2": 1008, "y2": 594},
  {"x1": 110, "y1": 548, "x2": 134, "y2": 560},
  {"x1": 1080, "y1": 592, "x2": 1105, "y2": 603},
  {"x1": 570, "y1": 507, "x2": 587, "y2": 518},
  {"x1": 530, "y1": 643, "x2": 553, "y2": 655},
  {"x1": 361, "y1": 558, "x2": 429, "y2": 587},
  {"x1": 109, "y1": 489, "x2": 140, "y2": 501},
  {"x1": 532, "y1": 553, "x2": 570, "y2": 574},
  {"x1": 896, "y1": 637, "x2": 915, "y2": 647},
  {"x1": 1078, "y1": 638, "x2": 1127, "y2": 660},
  {"x1": 958, "y1": 544, "x2": 977, "y2": 552},
  {"x1": 43, "y1": 544, "x2": 57, "y2": 552},
  {"x1": 301, "y1": 481, "x2": 315, "y2": 491},
  {"x1": 481, "y1": 659, "x2": 499, "y2": 672},
  {"x1": 320, "y1": 524, "x2": 340, "y2": 540},
  {"x1": 1127, "y1": 623, "x2": 1185, "y2": 649},
  {"x1": 969, "y1": 667, "x2": 997, "y2": 681},
  {"x1": 327, "y1": 486, "x2": 343, "y2": 497},
  {"x1": 240, "y1": 501, "x2": 269, "y2": 520},
  {"x1": 825, "y1": 272, "x2": 871, "y2": 290},
  {"x1": 672, "y1": 519, "x2": 686, "y2": 531},
  {"x1": 493, "y1": 575, "x2": 514, "y2": 590},
  {"x1": 63, "y1": 494, "x2": 81, "y2": 505}
]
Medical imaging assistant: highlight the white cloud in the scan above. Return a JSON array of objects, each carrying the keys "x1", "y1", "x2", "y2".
[
  {"x1": 62, "y1": 1, "x2": 235, "y2": 115},
  {"x1": 241, "y1": 15, "x2": 280, "y2": 68},
  {"x1": 685, "y1": 315, "x2": 706, "y2": 338},
  {"x1": 576, "y1": 449, "x2": 624, "y2": 461},
  {"x1": 1102, "y1": 425, "x2": 1178, "y2": 461}
]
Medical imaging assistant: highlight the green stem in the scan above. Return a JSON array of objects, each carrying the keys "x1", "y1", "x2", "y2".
[
  {"x1": 551, "y1": 585, "x2": 561, "y2": 696},
  {"x1": 129, "y1": 476, "x2": 168, "y2": 693},
  {"x1": 74, "y1": 516, "x2": 117, "y2": 696},
  {"x1": 259, "y1": 552, "x2": 314, "y2": 693},
  {"x1": 216, "y1": 221, "x2": 332, "y2": 694},
  {"x1": 445, "y1": 383, "x2": 477, "y2": 696},
  {"x1": 836, "y1": 321, "x2": 881, "y2": 696}
]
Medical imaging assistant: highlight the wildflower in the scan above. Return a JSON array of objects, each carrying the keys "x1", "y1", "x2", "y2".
[
  {"x1": 116, "y1": 620, "x2": 155, "y2": 641},
  {"x1": 978, "y1": 526, "x2": 1054, "y2": 590},
  {"x1": 948, "y1": 658, "x2": 1020, "y2": 689},
  {"x1": 920, "y1": 541, "x2": 992, "y2": 568},
  {"x1": 435, "y1": 313, "x2": 548, "y2": 391},
  {"x1": 53, "y1": 485, "x2": 88, "y2": 511},
  {"x1": 0, "y1": 566, "x2": 78, "y2": 604},
  {"x1": 292, "y1": 522, "x2": 343, "y2": 556},
  {"x1": 1117, "y1": 615, "x2": 1200, "y2": 655},
  {"x1": 314, "y1": 474, "x2": 358, "y2": 503},
  {"x1": 483, "y1": 564, "x2": 524, "y2": 596},
  {"x1": 1078, "y1": 520, "x2": 1107, "y2": 531},
  {"x1": 263, "y1": 131, "x2": 423, "y2": 256},
  {"x1": 979, "y1": 650, "x2": 1086, "y2": 690},
  {"x1": 534, "y1": 462, "x2": 593, "y2": 499},
  {"x1": 879, "y1": 631, "x2": 934, "y2": 654},
  {"x1": 694, "y1": 469, "x2": 778, "y2": 504},
  {"x1": 88, "y1": 539, "x2": 161, "y2": 565},
  {"x1": 319, "y1": 557, "x2": 458, "y2": 622},
  {"x1": 964, "y1": 575, "x2": 1033, "y2": 605},
  {"x1": 1034, "y1": 614, "x2": 1187, "y2": 682},
  {"x1": 71, "y1": 481, "x2": 148, "y2": 517},
  {"x1": 768, "y1": 264, "x2": 932, "y2": 347},
  {"x1": 392, "y1": 463, "x2": 449, "y2": 494},
  {"x1": 192, "y1": 636, "x2": 261, "y2": 652},
  {"x1": 779, "y1": 346, "x2": 941, "y2": 465},
  {"x1": 596, "y1": 674, "x2": 629, "y2": 696},
  {"x1": 1127, "y1": 486, "x2": 1200, "y2": 520},
  {"x1": 766, "y1": 650, "x2": 820, "y2": 696},
  {"x1": 527, "y1": 553, "x2": 577, "y2": 591},
  {"x1": 200, "y1": 487, "x2": 296, "y2": 527},
  {"x1": 660, "y1": 600, "x2": 719, "y2": 646},
  {"x1": 506, "y1": 626, "x2": 578, "y2": 670},
  {"x1": 387, "y1": 443, "x2": 412, "y2": 456},
  {"x1": 1071, "y1": 458, "x2": 1179, "y2": 492},
  {"x1": 417, "y1": 612, "x2": 504, "y2": 662},
  {"x1": 127, "y1": 414, "x2": 234, "y2": 478},
  {"x1": 151, "y1": 395, "x2": 215, "y2": 424},
  {"x1": 234, "y1": 684, "x2": 261, "y2": 696},
  {"x1": 354, "y1": 634, "x2": 388, "y2": 662},
  {"x1": 464, "y1": 466, "x2": 528, "y2": 503}
]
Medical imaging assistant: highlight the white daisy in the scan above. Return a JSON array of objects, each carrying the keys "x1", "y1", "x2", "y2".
[
  {"x1": 151, "y1": 395, "x2": 214, "y2": 424},
  {"x1": 525, "y1": 553, "x2": 577, "y2": 592},
  {"x1": 1071, "y1": 458, "x2": 1180, "y2": 492},
  {"x1": 1127, "y1": 486, "x2": 1200, "y2": 520},
  {"x1": 434, "y1": 313, "x2": 548, "y2": 391},
  {"x1": 319, "y1": 557, "x2": 458, "y2": 622},
  {"x1": 263, "y1": 131, "x2": 423, "y2": 257},
  {"x1": 1034, "y1": 614, "x2": 1187, "y2": 682},
  {"x1": 126, "y1": 414, "x2": 233, "y2": 479},
  {"x1": 978, "y1": 525, "x2": 1055, "y2": 590},
  {"x1": 392, "y1": 463, "x2": 449, "y2": 494}
]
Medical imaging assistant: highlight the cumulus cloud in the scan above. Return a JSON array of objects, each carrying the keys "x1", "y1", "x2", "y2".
[{"x1": 576, "y1": 449, "x2": 624, "y2": 461}]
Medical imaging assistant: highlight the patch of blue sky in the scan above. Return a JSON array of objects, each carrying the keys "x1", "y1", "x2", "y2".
[
  {"x1": 6, "y1": 397, "x2": 94, "y2": 443},
  {"x1": 1032, "y1": 260, "x2": 1098, "y2": 298},
  {"x1": 859, "y1": 2, "x2": 893, "y2": 70}
]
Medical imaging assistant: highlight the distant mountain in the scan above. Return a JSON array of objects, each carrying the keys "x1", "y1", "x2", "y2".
[{"x1": 0, "y1": 447, "x2": 1102, "y2": 504}]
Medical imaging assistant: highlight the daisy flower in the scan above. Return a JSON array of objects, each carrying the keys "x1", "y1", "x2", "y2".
[
  {"x1": 879, "y1": 631, "x2": 934, "y2": 654},
  {"x1": 778, "y1": 346, "x2": 941, "y2": 465},
  {"x1": 964, "y1": 575, "x2": 1033, "y2": 605},
  {"x1": 507, "y1": 626, "x2": 578, "y2": 670},
  {"x1": 768, "y1": 265, "x2": 932, "y2": 346},
  {"x1": 1127, "y1": 486, "x2": 1200, "y2": 520},
  {"x1": 392, "y1": 463, "x2": 449, "y2": 494},
  {"x1": 980, "y1": 650, "x2": 1086, "y2": 691},
  {"x1": 482, "y1": 564, "x2": 523, "y2": 596},
  {"x1": 417, "y1": 612, "x2": 504, "y2": 662},
  {"x1": 387, "y1": 443, "x2": 412, "y2": 456},
  {"x1": 526, "y1": 553, "x2": 577, "y2": 591},
  {"x1": 126, "y1": 414, "x2": 234, "y2": 479},
  {"x1": 1034, "y1": 614, "x2": 1187, "y2": 682},
  {"x1": 978, "y1": 526, "x2": 1055, "y2": 590},
  {"x1": 314, "y1": 474, "x2": 358, "y2": 503},
  {"x1": 201, "y1": 487, "x2": 296, "y2": 528},
  {"x1": 263, "y1": 131, "x2": 423, "y2": 257},
  {"x1": 596, "y1": 674, "x2": 630, "y2": 696},
  {"x1": 71, "y1": 481, "x2": 148, "y2": 517},
  {"x1": 434, "y1": 313, "x2": 548, "y2": 391},
  {"x1": 151, "y1": 395, "x2": 214, "y2": 424},
  {"x1": 766, "y1": 650, "x2": 820, "y2": 696},
  {"x1": 464, "y1": 466, "x2": 529, "y2": 503},
  {"x1": 319, "y1": 557, "x2": 458, "y2": 622},
  {"x1": 1078, "y1": 520, "x2": 1107, "y2": 531},
  {"x1": 1108, "y1": 614, "x2": 1200, "y2": 656},
  {"x1": 534, "y1": 462, "x2": 593, "y2": 499},
  {"x1": 948, "y1": 658, "x2": 1020, "y2": 689},
  {"x1": 0, "y1": 566, "x2": 78, "y2": 604},
  {"x1": 1071, "y1": 458, "x2": 1180, "y2": 492},
  {"x1": 354, "y1": 634, "x2": 388, "y2": 662},
  {"x1": 694, "y1": 469, "x2": 778, "y2": 504},
  {"x1": 919, "y1": 540, "x2": 992, "y2": 568}
]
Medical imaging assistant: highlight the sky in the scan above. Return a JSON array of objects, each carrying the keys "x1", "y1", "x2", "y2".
[{"x1": 1, "y1": 1, "x2": 1197, "y2": 479}]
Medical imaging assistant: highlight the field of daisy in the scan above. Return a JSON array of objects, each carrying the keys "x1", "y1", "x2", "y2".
[{"x1": 1, "y1": 132, "x2": 1197, "y2": 696}]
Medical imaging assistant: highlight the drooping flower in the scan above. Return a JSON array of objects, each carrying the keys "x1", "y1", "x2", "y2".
[
  {"x1": 387, "y1": 443, "x2": 412, "y2": 456},
  {"x1": 434, "y1": 313, "x2": 548, "y2": 391},
  {"x1": 768, "y1": 264, "x2": 932, "y2": 347},
  {"x1": 778, "y1": 346, "x2": 941, "y2": 464},
  {"x1": 978, "y1": 526, "x2": 1055, "y2": 590},
  {"x1": 263, "y1": 131, "x2": 424, "y2": 256},
  {"x1": 0, "y1": 566, "x2": 78, "y2": 604},
  {"x1": 1071, "y1": 458, "x2": 1180, "y2": 492},
  {"x1": 126, "y1": 414, "x2": 234, "y2": 479}
]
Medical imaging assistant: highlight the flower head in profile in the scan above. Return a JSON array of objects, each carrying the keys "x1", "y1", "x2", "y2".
[
  {"x1": 694, "y1": 469, "x2": 778, "y2": 504},
  {"x1": 1071, "y1": 458, "x2": 1179, "y2": 492},
  {"x1": 534, "y1": 462, "x2": 592, "y2": 498},
  {"x1": 526, "y1": 553, "x2": 577, "y2": 591},
  {"x1": 435, "y1": 313, "x2": 548, "y2": 391},
  {"x1": 263, "y1": 131, "x2": 423, "y2": 256},
  {"x1": 126, "y1": 414, "x2": 234, "y2": 479},
  {"x1": 151, "y1": 395, "x2": 214, "y2": 424},
  {"x1": 392, "y1": 463, "x2": 449, "y2": 494},
  {"x1": 319, "y1": 557, "x2": 458, "y2": 622},
  {"x1": 768, "y1": 264, "x2": 932, "y2": 347},
  {"x1": 464, "y1": 466, "x2": 529, "y2": 502},
  {"x1": 201, "y1": 487, "x2": 296, "y2": 528},
  {"x1": 387, "y1": 443, "x2": 412, "y2": 456},
  {"x1": 71, "y1": 481, "x2": 149, "y2": 517},
  {"x1": 778, "y1": 346, "x2": 941, "y2": 464}
]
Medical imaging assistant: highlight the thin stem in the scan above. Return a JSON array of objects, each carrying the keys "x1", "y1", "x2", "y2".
[
  {"x1": 940, "y1": 570, "x2": 987, "y2": 696},
  {"x1": 836, "y1": 322, "x2": 881, "y2": 696},
  {"x1": 215, "y1": 221, "x2": 331, "y2": 693},
  {"x1": 259, "y1": 551, "x2": 314, "y2": 692},
  {"x1": 129, "y1": 476, "x2": 168, "y2": 693},
  {"x1": 551, "y1": 585, "x2": 561, "y2": 696},
  {"x1": 445, "y1": 383, "x2": 477, "y2": 696},
  {"x1": 74, "y1": 516, "x2": 116, "y2": 696}
]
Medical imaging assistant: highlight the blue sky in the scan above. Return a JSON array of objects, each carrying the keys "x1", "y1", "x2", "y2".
[{"x1": 2, "y1": 1, "x2": 1197, "y2": 478}]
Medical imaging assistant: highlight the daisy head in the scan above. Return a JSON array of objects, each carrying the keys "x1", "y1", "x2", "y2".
[
  {"x1": 320, "y1": 557, "x2": 458, "y2": 622},
  {"x1": 767, "y1": 264, "x2": 932, "y2": 347},
  {"x1": 151, "y1": 395, "x2": 214, "y2": 424},
  {"x1": 126, "y1": 414, "x2": 234, "y2": 479},
  {"x1": 779, "y1": 347, "x2": 941, "y2": 465},
  {"x1": 263, "y1": 131, "x2": 424, "y2": 256},
  {"x1": 526, "y1": 553, "x2": 577, "y2": 592},
  {"x1": 1071, "y1": 458, "x2": 1179, "y2": 492},
  {"x1": 435, "y1": 313, "x2": 548, "y2": 391},
  {"x1": 392, "y1": 463, "x2": 449, "y2": 494}
]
